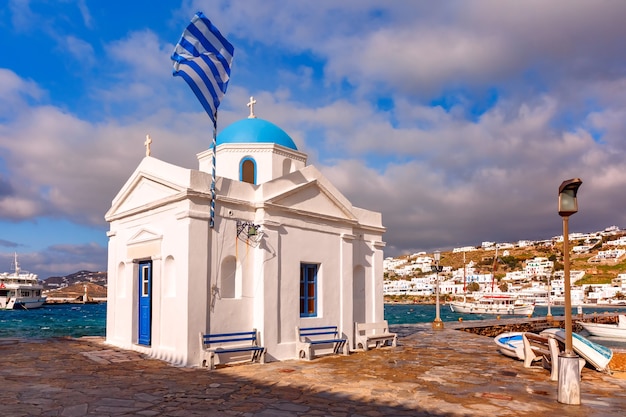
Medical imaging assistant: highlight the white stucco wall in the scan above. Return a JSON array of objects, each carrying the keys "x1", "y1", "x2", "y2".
[
  {"x1": 106, "y1": 148, "x2": 385, "y2": 367},
  {"x1": 198, "y1": 143, "x2": 307, "y2": 185}
]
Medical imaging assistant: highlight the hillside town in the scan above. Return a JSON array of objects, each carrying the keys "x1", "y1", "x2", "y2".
[{"x1": 384, "y1": 225, "x2": 626, "y2": 306}]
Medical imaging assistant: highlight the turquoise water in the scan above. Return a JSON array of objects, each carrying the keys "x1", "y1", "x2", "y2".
[{"x1": 0, "y1": 303, "x2": 106, "y2": 339}]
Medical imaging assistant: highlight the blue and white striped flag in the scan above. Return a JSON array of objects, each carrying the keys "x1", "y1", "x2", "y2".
[{"x1": 171, "y1": 12, "x2": 234, "y2": 125}]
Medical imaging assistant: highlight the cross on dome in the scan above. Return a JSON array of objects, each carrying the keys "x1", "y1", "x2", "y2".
[{"x1": 247, "y1": 96, "x2": 257, "y2": 119}]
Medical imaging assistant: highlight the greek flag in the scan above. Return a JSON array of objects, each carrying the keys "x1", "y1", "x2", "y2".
[{"x1": 171, "y1": 12, "x2": 234, "y2": 125}]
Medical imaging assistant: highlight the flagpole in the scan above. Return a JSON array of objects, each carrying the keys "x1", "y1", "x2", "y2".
[
  {"x1": 492, "y1": 246, "x2": 498, "y2": 292},
  {"x1": 210, "y1": 112, "x2": 217, "y2": 228}
]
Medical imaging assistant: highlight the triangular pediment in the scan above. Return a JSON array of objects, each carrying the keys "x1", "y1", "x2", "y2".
[
  {"x1": 111, "y1": 174, "x2": 184, "y2": 216},
  {"x1": 123, "y1": 176, "x2": 181, "y2": 211},
  {"x1": 128, "y1": 228, "x2": 162, "y2": 245},
  {"x1": 105, "y1": 157, "x2": 202, "y2": 221},
  {"x1": 268, "y1": 180, "x2": 356, "y2": 222}
]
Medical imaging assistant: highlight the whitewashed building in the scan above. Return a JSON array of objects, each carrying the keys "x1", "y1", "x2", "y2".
[
  {"x1": 524, "y1": 257, "x2": 554, "y2": 278},
  {"x1": 104, "y1": 109, "x2": 386, "y2": 366},
  {"x1": 606, "y1": 236, "x2": 626, "y2": 247}
]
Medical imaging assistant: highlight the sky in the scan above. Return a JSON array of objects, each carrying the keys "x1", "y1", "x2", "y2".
[{"x1": 2, "y1": 0, "x2": 626, "y2": 279}]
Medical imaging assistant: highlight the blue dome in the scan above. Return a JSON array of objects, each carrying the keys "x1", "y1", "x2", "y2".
[{"x1": 217, "y1": 118, "x2": 298, "y2": 150}]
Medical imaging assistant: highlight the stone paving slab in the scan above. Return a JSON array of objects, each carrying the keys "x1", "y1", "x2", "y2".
[{"x1": 1, "y1": 325, "x2": 626, "y2": 416}]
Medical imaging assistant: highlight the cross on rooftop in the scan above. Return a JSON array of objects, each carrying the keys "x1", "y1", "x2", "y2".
[
  {"x1": 247, "y1": 96, "x2": 257, "y2": 119},
  {"x1": 144, "y1": 134, "x2": 152, "y2": 157}
]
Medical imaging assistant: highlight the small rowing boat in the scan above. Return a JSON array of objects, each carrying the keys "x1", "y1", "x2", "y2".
[
  {"x1": 541, "y1": 328, "x2": 613, "y2": 372},
  {"x1": 577, "y1": 315, "x2": 626, "y2": 340},
  {"x1": 494, "y1": 332, "x2": 525, "y2": 360}
]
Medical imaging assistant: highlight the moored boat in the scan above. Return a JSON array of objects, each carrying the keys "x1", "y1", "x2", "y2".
[
  {"x1": 449, "y1": 294, "x2": 535, "y2": 315},
  {"x1": 540, "y1": 328, "x2": 613, "y2": 372},
  {"x1": 577, "y1": 315, "x2": 626, "y2": 340},
  {"x1": 0, "y1": 253, "x2": 46, "y2": 310},
  {"x1": 494, "y1": 332, "x2": 525, "y2": 360}
]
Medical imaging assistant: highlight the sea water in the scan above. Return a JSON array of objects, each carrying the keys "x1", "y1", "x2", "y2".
[
  {"x1": 384, "y1": 303, "x2": 626, "y2": 325},
  {"x1": 1, "y1": 302, "x2": 625, "y2": 346},
  {"x1": 0, "y1": 303, "x2": 106, "y2": 339}
]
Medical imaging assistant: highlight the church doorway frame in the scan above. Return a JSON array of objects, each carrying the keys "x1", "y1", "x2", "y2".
[{"x1": 137, "y1": 260, "x2": 152, "y2": 346}]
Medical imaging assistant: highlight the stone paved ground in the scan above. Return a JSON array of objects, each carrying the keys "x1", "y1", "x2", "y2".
[{"x1": 1, "y1": 323, "x2": 626, "y2": 416}]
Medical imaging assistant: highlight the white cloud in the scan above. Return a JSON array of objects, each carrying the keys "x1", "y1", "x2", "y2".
[
  {"x1": 62, "y1": 35, "x2": 96, "y2": 67},
  {"x1": 0, "y1": 69, "x2": 44, "y2": 115}
]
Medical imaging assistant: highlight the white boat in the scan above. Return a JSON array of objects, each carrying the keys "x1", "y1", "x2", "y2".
[
  {"x1": 540, "y1": 328, "x2": 613, "y2": 372},
  {"x1": 0, "y1": 253, "x2": 46, "y2": 310},
  {"x1": 449, "y1": 294, "x2": 535, "y2": 315},
  {"x1": 577, "y1": 315, "x2": 626, "y2": 340},
  {"x1": 494, "y1": 332, "x2": 525, "y2": 360}
]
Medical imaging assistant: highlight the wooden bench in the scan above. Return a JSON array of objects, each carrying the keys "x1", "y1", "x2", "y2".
[
  {"x1": 523, "y1": 332, "x2": 559, "y2": 374},
  {"x1": 354, "y1": 321, "x2": 397, "y2": 351},
  {"x1": 199, "y1": 329, "x2": 266, "y2": 370},
  {"x1": 296, "y1": 325, "x2": 349, "y2": 360},
  {"x1": 523, "y1": 332, "x2": 584, "y2": 381}
]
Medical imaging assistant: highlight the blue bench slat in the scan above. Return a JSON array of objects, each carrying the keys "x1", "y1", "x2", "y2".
[
  {"x1": 203, "y1": 336, "x2": 256, "y2": 344},
  {"x1": 299, "y1": 327, "x2": 339, "y2": 337},
  {"x1": 205, "y1": 331, "x2": 257, "y2": 338},
  {"x1": 299, "y1": 326, "x2": 337, "y2": 331},
  {"x1": 308, "y1": 338, "x2": 346, "y2": 345},
  {"x1": 203, "y1": 331, "x2": 258, "y2": 345},
  {"x1": 301, "y1": 331, "x2": 337, "y2": 337}
]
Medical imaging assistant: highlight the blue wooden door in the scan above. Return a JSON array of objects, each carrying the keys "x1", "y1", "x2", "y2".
[{"x1": 138, "y1": 261, "x2": 152, "y2": 346}]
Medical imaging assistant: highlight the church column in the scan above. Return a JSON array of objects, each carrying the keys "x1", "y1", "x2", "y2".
[
  {"x1": 150, "y1": 255, "x2": 162, "y2": 348},
  {"x1": 105, "y1": 230, "x2": 118, "y2": 344},
  {"x1": 178, "y1": 210, "x2": 211, "y2": 366},
  {"x1": 340, "y1": 232, "x2": 355, "y2": 348},
  {"x1": 371, "y1": 240, "x2": 386, "y2": 322},
  {"x1": 256, "y1": 219, "x2": 281, "y2": 357}
]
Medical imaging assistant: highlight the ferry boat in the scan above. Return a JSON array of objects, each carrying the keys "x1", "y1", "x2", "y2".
[
  {"x1": 0, "y1": 253, "x2": 46, "y2": 310},
  {"x1": 449, "y1": 294, "x2": 535, "y2": 315}
]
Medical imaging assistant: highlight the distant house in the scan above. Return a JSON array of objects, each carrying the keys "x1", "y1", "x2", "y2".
[
  {"x1": 573, "y1": 245, "x2": 593, "y2": 254},
  {"x1": 524, "y1": 257, "x2": 554, "y2": 278}
]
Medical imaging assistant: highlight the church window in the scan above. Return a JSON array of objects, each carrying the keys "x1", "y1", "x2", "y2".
[
  {"x1": 164, "y1": 255, "x2": 176, "y2": 297},
  {"x1": 240, "y1": 157, "x2": 256, "y2": 184},
  {"x1": 300, "y1": 263, "x2": 318, "y2": 317},
  {"x1": 282, "y1": 159, "x2": 292, "y2": 176},
  {"x1": 220, "y1": 256, "x2": 237, "y2": 299}
]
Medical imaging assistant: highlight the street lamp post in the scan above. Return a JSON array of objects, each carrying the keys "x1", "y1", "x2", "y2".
[
  {"x1": 546, "y1": 273, "x2": 552, "y2": 320},
  {"x1": 557, "y1": 178, "x2": 583, "y2": 405},
  {"x1": 432, "y1": 251, "x2": 444, "y2": 330}
]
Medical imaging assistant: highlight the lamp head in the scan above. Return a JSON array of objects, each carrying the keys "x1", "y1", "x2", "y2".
[
  {"x1": 434, "y1": 250, "x2": 441, "y2": 262},
  {"x1": 558, "y1": 178, "x2": 582, "y2": 217}
]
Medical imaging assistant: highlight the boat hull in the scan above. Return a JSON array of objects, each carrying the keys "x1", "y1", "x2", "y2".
[
  {"x1": 12, "y1": 297, "x2": 47, "y2": 310},
  {"x1": 577, "y1": 319, "x2": 626, "y2": 340},
  {"x1": 494, "y1": 332, "x2": 525, "y2": 360},
  {"x1": 449, "y1": 302, "x2": 535, "y2": 315}
]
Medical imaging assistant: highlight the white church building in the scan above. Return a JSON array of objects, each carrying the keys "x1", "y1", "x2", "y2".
[{"x1": 104, "y1": 103, "x2": 386, "y2": 366}]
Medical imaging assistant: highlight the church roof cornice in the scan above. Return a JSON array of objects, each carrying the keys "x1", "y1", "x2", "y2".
[{"x1": 207, "y1": 143, "x2": 307, "y2": 162}]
